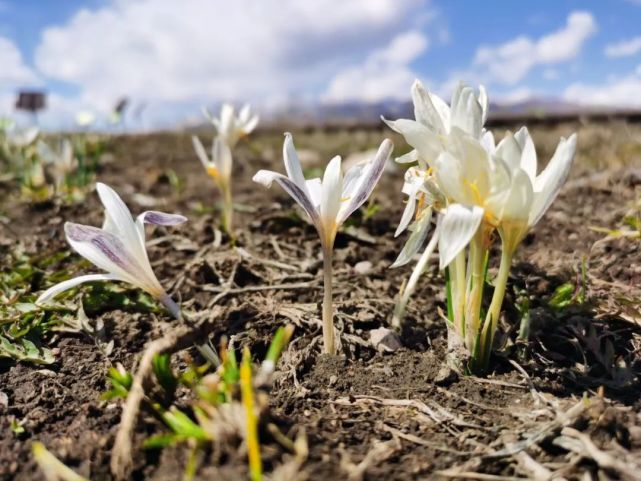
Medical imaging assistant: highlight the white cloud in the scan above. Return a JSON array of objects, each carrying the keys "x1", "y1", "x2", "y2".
[
  {"x1": 473, "y1": 11, "x2": 596, "y2": 85},
  {"x1": 0, "y1": 36, "x2": 39, "y2": 87},
  {"x1": 323, "y1": 30, "x2": 429, "y2": 103},
  {"x1": 604, "y1": 36, "x2": 641, "y2": 57},
  {"x1": 35, "y1": 0, "x2": 427, "y2": 121},
  {"x1": 564, "y1": 68, "x2": 641, "y2": 107}
]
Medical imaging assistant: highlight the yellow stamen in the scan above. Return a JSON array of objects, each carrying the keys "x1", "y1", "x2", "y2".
[{"x1": 206, "y1": 166, "x2": 220, "y2": 180}]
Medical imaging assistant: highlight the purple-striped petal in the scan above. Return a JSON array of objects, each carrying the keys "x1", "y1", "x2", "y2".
[
  {"x1": 253, "y1": 170, "x2": 320, "y2": 227},
  {"x1": 337, "y1": 139, "x2": 393, "y2": 224}
]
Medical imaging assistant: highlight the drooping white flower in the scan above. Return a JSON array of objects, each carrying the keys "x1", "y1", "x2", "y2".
[
  {"x1": 36, "y1": 183, "x2": 187, "y2": 316},
  {"x1": 204, "y1": 103, "x2": 259, "y2": 149},
  {"x1": 253, "y1": 133, "x2": 393, "y2": 247}
]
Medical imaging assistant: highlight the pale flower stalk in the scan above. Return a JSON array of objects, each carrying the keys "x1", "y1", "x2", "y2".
[
  {"x1": 253, "y1": 133, "x2": 393, "y2": 354},
  {"x1": 36, "y1": 182, "x2": 187, "y2": 318},
  {"x1": 389, "y1": 80, "x2": 577, "y2": 373}
]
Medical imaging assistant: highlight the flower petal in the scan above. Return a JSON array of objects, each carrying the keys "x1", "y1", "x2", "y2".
[
  {"x1": 136, "y1": 211, "x2": 187, "y2": 242},
  {"x1": 305, "y1": 178, "x2": 322, "y2": 209},
  {"x1": 243, "y1": 114, "x2": 259, "y2": 135},
  {"x1": 65, "y1": 222, "x2": 162, "y2": 297},
  {"x1": 36, "y1": 273, "x2": 119, "y2": 304},
  {"x1": 283, "y1": 133, "x2": 309, "y2": 194},
  {"x1": 495, "y1": 132, "x2": 522, "y2": 172},
  {"x1": 320, "y1": 155, "x2": 343, "y2": 227},
  {"x1": 395, "y1": 149, "x2": 419, "y2": 164},
  {"x1": 496, "y1": 169, "x2": 534, "y2": 224},
  {"x1": 411, "y1": 79, "x2": 447, "y2": 134},
  {"x1": 253, "y1": 170, "x2": 320, "y2": 226},
  {"x1": 514, "y1": 127, "x2": 537, "y2": 181},
  {"x1": 450, "y1": 83, "x2": 483, "y2": 139},
  {"x1": 383, "y1": 118, "x2": 441, "y2": 164},
  {"x1": 337, "y1": 138, "x2": 393, "y2": 224},
  {"x1": 96, "y1": 183, "x2": 145, "y2": 259},
  {"x1": 391, "y1": 207, "x2": 433, "y2": 268},
  {"x1": 213, "y1": 136, "x2": 233, "y2": 179},
  {"x1": 192, "y1": 135, "x2": 211, "y2": 170},
  {"x1": 478, "y1": 85, "x2": 489, "y2": 126},
  {"x1": 438, "y1": 204, "x2": 484, "y2": 270},
  {"x1": 529, "y1": 133, "x2": 577, "y2": 226}
]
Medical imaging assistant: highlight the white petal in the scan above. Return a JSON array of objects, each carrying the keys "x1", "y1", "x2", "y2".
[
  {"x1": 478, "y1": 85, "x2": 489, "y2": 126},
  {"x1": 36, "y1": 273, "x2": 120, "y2": 304},
  {"x1": 496, "y1": 169, "x2": 534, "y2": 223},
  {"x1": 37, "y1": 140, "x2": 56, "y2": 164},
  {"x1": 451, "y1": 84, "x2": 483, "y2": 139},
  {"x1": 213, "y1": 136, "x2": 233, "y2": 179},
  {"x1": 391, "y1": 208, "x2": 433, "y2": 268},
  {"x1": 305, "y1": 178, "x2": 322, "y2": 209},
  {"x1": 395, "y1": 149, "x2": 419, "y2": 164},
  {"x1": 136, "y1": 211, "x2": 187, "y2": 241},
  {"x1": 96, "y1": 183, "x2": 143, "y2": 258},
  {"x1": 243, "y1": 115, "x2": 259, "y2": 135},
  {"x1": 433, "y1": 151, "x2": 465, "y2": 203},
  {"x1": 239, "y1": 104, "x2": 251, "y2": 124},
  {"x1": 438, "y1": 204, "x2": 484, "y2": 270},
  {"x1": 514, "y1": 127, "x2": 537, "y2": 181},
  {"x1": 495, "y1": 132, "x2": 522, "y2": 173},
  {"x1": 320, "y1": 155, "x2": 343, "y2": 226},
  {"x1": 529, "y1": 134, "x2": 577, "y2": 226},
  {"x1": 411, "y1": 79, "x2": 446, "y2": 133},
  {"x1": 62, "y1": 139, "x2": 74, "y2": 166},
  {"x1": 192, "y1": 135, "x2": 212, "y2": 170},
  {"x1": 283, "y1": 133, "x2": 309, "y2": 194},
  {"x1": 480, "y1": 130, "x2": 496, "y2": 154},
  {"x1": 253, "y1": 170, "x2": 320, "y2": 226},
  {"x1": 383, "y1": 118, "x2": 442, "y2": 164},
  {"x1": 337, "y1": 138, "x2": 392, "y2": 224},
  {"x1": 220, "y1": 103, "x2": 235, "y2": 136},
  {"x1": 64, "y1": 222, "x2": 159, "y2": 294},
  {"x1": 395, "y1": 189, "x2": 418, "y2": 237}
]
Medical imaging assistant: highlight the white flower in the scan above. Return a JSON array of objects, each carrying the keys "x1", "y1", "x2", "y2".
[
  {"x1": 435, "y1": 127, "x2": 577, "y2": 253},
  {"x1": 253, "y1": 133, "x2": 393, "y2": 247},
  {"x1": 37, "y1": 139, "x2": 77, "y2": 189},
  {"x1": 204, "y1": 103, "x2": 259, "y2": 149},
  {"x1": 75, "y1": 111, "x2": 96, "y2": 128},
  {"x1": 192, "y1": 135, "x2": 232, "y2": 185},
  {"x1": 6, "y1": 125, "x2": 39, "y2": 148},
  {"x1": 384, "y1": 80, "x2": 488, "y2": 166},
  {"x1": 36, "y1": 183, "x2": 187, "y2": 316}
]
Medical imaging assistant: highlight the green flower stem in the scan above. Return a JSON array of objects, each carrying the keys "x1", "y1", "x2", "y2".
[
  {"x1": 392, "y1": 227, "x2": 440, "y2": 328},
  {"x1": 464, "y1": 229, "x2": 487, "y2": 351},
  {"x1": 478, "y1": 241, "x2": 513, "y2": 372},
  {"x1": 452, "y1": 249, "x2": 466, "y2": 334}
]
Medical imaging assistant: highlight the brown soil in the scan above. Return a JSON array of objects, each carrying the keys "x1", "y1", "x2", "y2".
[{"x1": 1, "y1": 123, "x2": 641, "y2": 480}]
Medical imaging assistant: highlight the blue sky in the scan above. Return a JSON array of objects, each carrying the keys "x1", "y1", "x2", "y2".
[{"x1": 0, "y1": 0, "x2": 640, "y2": 129}]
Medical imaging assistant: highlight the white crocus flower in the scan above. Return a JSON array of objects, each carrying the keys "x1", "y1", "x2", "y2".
[
  {"x1": 36, "y1": 183, "x2": 187, "y2": 318},
  {"x1": 253, "y1": 133, "x2": 393, "y2": 354},
  {"x1": 37, "y1": 139, "x2": 77, "y2": 192},
  {"x1": 6, "y1": 125, "x2": 39, "y2": 148},
  {"x1": 75, "y1": 111, "x2": 96, "y2": 128},
  {"x1": 436, "y1": 127, "x2": 577, "y2": 254},
  {"x1": 384, "y1": 80, "x2": 488, "y2": 165},
  {"x1": 192, "y1": 135, "x2": 234, "y2": 234},
  {"x1": 204, "y1": 103, "x2": 259, "y2": 149}
]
